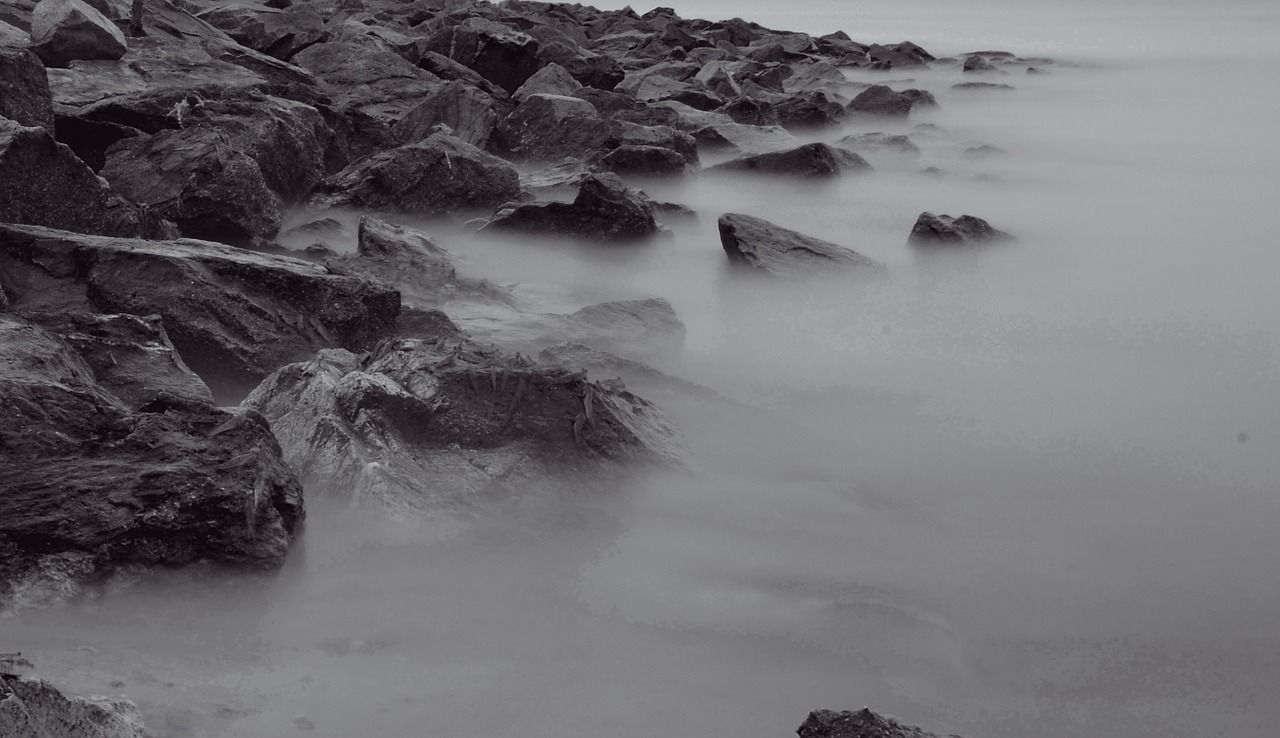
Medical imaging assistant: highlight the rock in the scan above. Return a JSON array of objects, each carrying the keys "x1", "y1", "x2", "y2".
[
  {"x1": 718, "y1": 213, "x2": 881, "y2": 278},
  {"x1": 908, "y1": 211, "x2": 1012, "y2": 245},
  {"x1": 311, "y1": 130, "x2": 520, "y2": 217},
  {"x1": 292, "y1": 41, "x2": 441, "y2": 121},
  {"x1": 708, "y1": 142, "x2": 870, "y2": 178},
  {"x1": 962, "y1": 144, "x2": 1005, "y2": 159},
  {"x1": 951, "y1": 82, "x2": 1014, "y2": 91},
  {"x1": 0, "y1": 223, "x2": 400, "y2": 399},
  {"x1": 797, "y1": 708, "x2": 962, "y2": 738},
  {"x1": 242, "y1": 339, "x2": 686, "y2": 515},
  {"x1": 899, "y1": 88, "x2": 938, "y2": 109},
  {"x1": 0, "y1": 316, "x2": 304, "y2": 611},
  {"x1": 30, "y1": 0, "x2": 126, "y2": 68},
  {"x1": 0, "y1": 672, "x2": 146, "y2": 737},
  {"x1": 962, "y1": 54, "x2": 994, "y2": 72},
  {"x1": 784, "y1": 59, "x2": 851, "y2": 94},
  {"x1": 196, "y1": 2, "x2": 326, "y2": 61},
  {"x1": 846, "y1": 84, "x2": 914, "y2": 117},
  {"x1": 512, "y1": 62, "x2": 582, "y2": 102},
  {"x1": 537, "y1": 341, "x2": 723, "y2": 409},
  {"x1": 494, "y1": 298, "x2": 687, "y2": 360},
  {"x1": 0, "y1": 19, "x2": 29, "y2": 47},
  {"x1": 773, "y1": 90, "x2": 846, "y2": 130},
  {"x1": 391, "y1": 81, "x2": 505, "y2": 147},
  {"x1": 0, "y1": 48, "x2": 54, "y2": 133},
  {"x1": 1026, "y1": 66, "x2": 1047, "y2": 75},
  {"x1": 492, "y1": 92, "x2": 601, "y2": 160},
  {"x1": 866, "y1": 41, "x2": 935, "y2": 69},
  {"x1": 837, "y1": 132, "x2": 920, "y2": 156},
  {"x1": 717, "y1": 96, "x2": 778, "y2": 126},
  {"x1": 593, "y1": 143, "x2": 688, "y2": 175},
  {"x1": 425, "y1": 17, "x2": 540, "y2": 95},
  {"x1": 100, "y1": 126, "x2": 283, "y2": 246},
  {"x1": 0, "y1": 117, "x2": 152, "y2": 238},
  {"x1": 484, "y1": 173, "x2": 659, "y2": 242},
  {"x1": 415, "y1": 50, "x2": 507, "y2": 98}
]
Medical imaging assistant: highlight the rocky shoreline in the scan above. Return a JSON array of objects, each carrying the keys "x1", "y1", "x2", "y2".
[{"x1": 1, "y1": 0, "x2": 1048, "y2": 733}]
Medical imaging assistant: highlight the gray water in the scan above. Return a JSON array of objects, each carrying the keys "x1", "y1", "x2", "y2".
[{"x1": 5, "y1": 2, "x2": 1279, "y2": 737}]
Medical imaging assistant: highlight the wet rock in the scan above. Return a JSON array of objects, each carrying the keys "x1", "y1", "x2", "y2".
[
  {"x1": 899, "y1": 88, "x2": 938, "y2": 109},
  {"x1": 391, "y1": 81, "x2": 504, "y2": 148},
  {"x1": 537, "y1": 341, "x2": 723, "y2": 409},
  {"x1": 100, "y1": 125, "x2": 283, "y2": 246},
  {"x1": 866, "y1": 41, "x2": 935, "y2": 69},
  {"x1": 492, "y1": 92, "x2": 602, "y2": 160},
  {"x1": 30, "y1": 0, "x2": 126, "y2": 68},
  {"x1": 512, "y1": 61, "x2": 582, "y2": 102},
  {"x1": 0, "y1": 48, "x2": 54, "y2": 133},
  {"x1": 242, "y1": 339, "x2": 686, "y2": 514},
  {"x1": 196, "y1": 2, "x2": 326, "y2": 61},
  {"x1": 908, "y1": 211, "x2": 1012, "y2": 245},
  {"x1": 718, "y1": 213, "x2": 881, "y2": 278},
  {"x1": 425, "y1": 17, "x2": 540, "y2": 95},
  {"x1": 594, "y1": 143, "x2": 688, "y2": 175},
  {"x1": 311, "y1": 130, "x2": 520, "y2": 217},
  {"x1": 773, "y1": 90, "x2": 846, "y2": 130},
  {"x1": 784, "y1": 59, "x2": 851, "y2": 94},
  {"x1": 292, "y1": 41, "x2": 441, "y2": 121},
  {"x1": 717, "y1": 96, "x2": 778, "y2": 126},
  {"x1": 846, "y1": 84, "x2": 916, "y2": 117},
  {"x1": 484, "y1": 173, "x2": 659, "y2": 242},
  {"x1": 0, "y1": 316, "x2": 304, "y2": 611},
  {"x1": 0, "y1": 223, "x2": 399, "y2": 399},
  {"x1": 797, "y1": 708, "x2": 962, "y2": 738},
  {"x1": 0, "y1": 671, "x2": 146, "y2": 737},
  {"x1": 708, "y1": 142, "x2": 870, "y2": 178}
]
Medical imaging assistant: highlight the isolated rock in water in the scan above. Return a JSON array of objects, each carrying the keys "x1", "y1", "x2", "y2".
[
  {"x1": 0, "y1": 223, "x2": 400, "y2": 399},
  {"x1": 426, "y1": 17, "x2": 540, "y2": 95},
  {"x1": 0, "y1": 316, "x2": 304, "y2": 611},
  {"x1": 708, "y1": 142, "x2": 870, "y2": 178},
  {"x1": 952, "y1": 82, "x2": 1015, "y2": 92},
  {"x1": 797, "y1": 708, "x2": 962, "y2": 738},
  {"x1": 908, "y1": 212, "x2": 1012, "y2": 245},
  {"x1": 513, "y1": 62, "x2": 582, "y2": 102},
  {"x1": 900, "y1": 88, "x2": 938, "y2": 109},
  {"x1": 243, "y1": 339, "x2": 686, "y2": 515},
  {"x1": 837, "y1": 132, "x2": 921, "y2": 156},
  {"x1": 963, "y1": 54, "x2": 995, "y2": 72},
  {"x1": 719, "y1": 213, "x2": 881, "y2": 278},
  {"x1": 0, "y1": 48, "x2": 54, "y2": 133},
  {"x1": 0, "y1": 672, "x2": 146, "y2": 737},
  {"x1": 392, "y1": 81, "x2": 505, "y2": 147},
  {"x1": 100, "y1": 126, "x2": 282, "y2": 245},
  {"x1": 29, "y1": 0, "x2": 126, "y2": 68},
  {"x1": 485, "y1": 173, "x2": 659, "y2": 242},
  {"x1": 312, "y1": 130, "x2": 521, "y2": 217},
  {"x1": 846, "y1": 85, "x2": 913, "y2": 117}
]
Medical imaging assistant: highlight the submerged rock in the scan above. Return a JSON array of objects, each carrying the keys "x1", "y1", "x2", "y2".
[
  {"x1": 797, "y1": 708, "x2": 963, "y2": 738},
  {"x1": 708, "y1": 142, "x2": 870, "y2": 178},
  {"x1": 718, "y1": 213, "x2": 881, "y2": 278},
  {"x1": 485, "y1": 173, "x2": 659, "y2": 242},
  {"x1": 0, "y1": 671, "x2": 146, "y2": 737},
  {"x1": 908, "y1": 212, "x2": 1012, "y2": 245}
]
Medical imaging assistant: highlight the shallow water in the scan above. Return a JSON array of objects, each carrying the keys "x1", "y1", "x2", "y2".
[{"x1": 6, "y1": 2, "x2": 1280, "y2": 737}]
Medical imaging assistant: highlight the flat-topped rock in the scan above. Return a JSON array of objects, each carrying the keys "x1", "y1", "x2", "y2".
[{"x1": 718, "y1": 213, "x2": 881, "y2": 278}]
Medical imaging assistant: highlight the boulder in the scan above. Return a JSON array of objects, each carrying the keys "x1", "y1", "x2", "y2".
[
  {"x1": 837, "y1": 132, "x2": 920, "y2": 155},
  {"x1": 197, "y1": 93, "x2": 332, "y2": 204},
  {"x1": 718, "y1": 213, "x2": 881, "y2": 278},
  {"x1": 866, "y1": 41, "x2": 934, "y2": 69},
  {"x1": 196, "y1": 2, "x2": 326, "y2": 61},
  {"x1": 952, "y1": 81, "x2": 1014, "y2": 92},
  {"x1": 512, "y1": 61, "x2": 582, "y2": 102},
  {"x1": 717, "y1": 96, "x2": 778, "y2": 126},
  {"x1": 797, "y1": 708, "x2": 961, "y2": 738},
  {"x1": 0, "y1": 671, "x2": 146, "y2": 737},
  {"x1": 0, "y1": 48, "x2": 54, "y2": 133},
  {"x1": 773, "y1": 90, "x2": 845, "y2": 130},
  {"x1": 962, "y1": 54, "x2": 994, "y2": 72},
  {"x1": 846, "y1": 84, "x2": 914, "y2": 117},
  {"x1": 0, "y1": 316, "x2": 304, "y2": 611},
  {"x1": 0, "y1": 223, "x2": 400, "y2": 399},
  {"x1": 292, "y1": 41, "x2": 441, "y2": 121},
  {"x1": 484, "y1": 173, "x2": 659, "y2": 242},
  {"x1": 241, "y1": 339, "x2": 687, "y2": 515},
  {"x1": 708, "y1": 142, "x2": 870, "y2": 178},
  {"x1": 99, "y1": 125, "x2": 283, "y2": 246},
  {"x1": 495, "y1": 93, "x2": 695, "y2": 166},
  {"x1": 29, "y1": 0, "x2": 126, "y2": 68},
  {"x1": 425, "y1": 17, "x2": 540, "y2": 94},
  {"x1": 908, "y1": 212, "x2": 1012, "y2": 245},
  {"x1": 311, "y1": 130, "x2": 521, "y2": 216},
  {"x1": 594, "y1": 143, "x2": 688, "y2": 175},
  {"x1": 900, "y1": 88, "x2": 938, "y2": 109},
  {"x1": 391, "y1": 81, "x2": 505, "y2": 147}
]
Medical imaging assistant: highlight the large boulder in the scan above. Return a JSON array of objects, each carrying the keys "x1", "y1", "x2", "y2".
[
  {"x1": 797, "y1": 708, "x2": 960, "y2": 738},
  {"x1": 0, "y1": 223, "x2": 400, "y2": 399},
  {"x1": 512, "y1": 61, "x2": 582, "y2": 102},
  {"x1": 1, "y1": 670, "x2": 146, "y2": 737},
  {"x1": 718, "y1": 213, "x2": 881, "y2": 278},
  {"x1": 485, "y1": 173, "x2": 659, "y2": 242},
  {"x1": 242, "y1": 339, "x2": 687, "y2": 515},
  {"x1": 908, "y1": 212, "x2": 1012, "y2": 245},
  {"x1": 708, "y1": 142, "x2": 870, "y2": 178},
  {"x1": 846, "y1": 84, "x2": 914, "y2": 117},
  {"x1": 593, "y1": 143, "x2": 689, "y2": 175},
  {"x1": 196, "y1": 1, "x2": 326, "y2": 61},
  {"x1": 29, "y1": 0, "x2": 126, "y2": 68},
  {"x1": 425, "y1": 17, "x2": 540, "y2": 94},
  {"x1": 0, "y1": 316, "x2": 304, "y2": 611},
  {"x1": 310, "y1": 130, "x2": 521, "y2": 217},
  {"x1": 0, "y1": 47, "x2": 54, "y2": 133},
  {"x1": 391, "y1": 81, "x2": 506, "y2": 148}
]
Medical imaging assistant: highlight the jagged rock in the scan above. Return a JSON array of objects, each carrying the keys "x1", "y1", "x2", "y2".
[
  {"x1": 311, "y1": 130, "x2": 520, "y2": 216},
  {"x1": 415, "y1": 50, "x2": 508, "y2": 98},
  {"x1": 908, "y1": 212, "x2": 1012, "y2": 245},
  {"x1": 29, "y1": 0, "x2": 126, "y2": 68},
  {"x1": 718, "y1": 213, "x2": 881, "y2": 278},
  {"x1": 196, "y1": 2, "x2": 326, "y2": 61},
  {"x1": 0, "y1": 316, "x2": 304, "y2": 610},
  {"x1": 717, "y1": 96, "x2": 778, "y2": 126},
  {"x1": 485, "y1": 173, "x2": 659, "y2": 242},
  {"x1": 837, "y1": 132, "x2": 920, "y2": 155},
  {"x1": 0, "y1": 19, "x2": 29, "y2": 47},
  {"x1": 0, "y1": 117, "x2": 153, "y2": 238},
  {"x1": 846, "y1": 84, "x2": 915, "y2": 117},
  {"x1": 425, "y1": 17, "x2": 540, "y2": 94},
  {"x1": 594, "y1": 143, "x2": 688, "y2": 175},
  {"x1": 866, "y1": 41, "x2": 934, "y2": 69},
  {"x1": 0, "y1": 223, "x2": 400, "y2": 399},
  {"x1": 391, "y1": 81, "x2": 505, "y2": 148},
  {"x1": 797, "y1": 708, "x2": 963, "y2": 738},
  {"x1": 495, "y1": 92, "x2": 694, "y2": 167},
  {"x1": 784, "y1": 59, "x2": 851, "y2": 94},
  {"x1": 512, "y1": 61, "x2": 582, "y2": 102},
  {"x1": 242, "y1": 339, "x2": 686, "y2": 515},
  {"x1": 773, "y1": 90, "x2": 845, "y2": 130},
  {"x1": 100, "y1": 125, "x2": 283, "y2": 245},
  {"x1": 292, "y1": 41, "x2": 441, "y2": 121},
  {"x1": 708, "y1": 142, "x2": 870, "y2": 178},
  {"x1": 0, "y1": 48, "x2": 54, "y2": 133},
  {"x1": 0, "y1": 672, "x2": 146, "y2": 737}
]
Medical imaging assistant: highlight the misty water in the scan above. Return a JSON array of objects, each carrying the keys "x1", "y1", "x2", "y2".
[{"x1": 6, "y1": 2, "x2": 1279, "y2": 737}]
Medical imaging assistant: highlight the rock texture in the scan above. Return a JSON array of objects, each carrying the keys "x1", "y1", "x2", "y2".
[
  {"x1": 29, "y1": 0, "x2": 127, "y2": 68},
  {"x1": 485, "y1": 173, "x2": 659, "y2": 242},
  {"x1": 1, "y1": 672, "x2": 145, "y2": 738},
  {"x1": 719, "y1": 213, "x2": 881, "y2": 278},
  {"x1": 709, "y1": 143, "x2": 870, "y2": 178},
  {"x1": 908, "y1": 212, "x2": 1012, "y2": 245},
  {"x1": 0, "y1": 48, "x2": 54, "y2": 133},
  {"x1": 797, "y1": 708, "x2": 963, "y2": 738}
]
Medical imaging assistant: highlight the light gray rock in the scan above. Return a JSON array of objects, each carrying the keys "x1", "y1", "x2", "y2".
[{"x1": 29, "y1": 0, "x2": 126, "y2": 68}]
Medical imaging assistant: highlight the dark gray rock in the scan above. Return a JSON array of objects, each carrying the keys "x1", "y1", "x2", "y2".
[
  {"x1": 425, "y1": 17, "x2": 540, "y2": 94},
  {"x1": 962, "y1": 54, "x2": 994, "y2": 72},
  {"x1": 29, "y1": 0, "x2": 126, "y2": 68},
  {"x1": 708, "y1": 142, "x2": 870, "y2": 178},
  {"x1": 292, "y1": 41, "x2": 441, "y2": 121},
  {"x1": 773, "y1": 90, "x2": 845, "y2": 130},
  {"x1": 512, "y1": 61, "x2": 582, "y2": 102},
  {"x1": 0, "y1": 48, "x2": 54, "y2": 133},
  {"x1": 718, "y1": 213, "x2": 881, "y2": 278},
  {"x1": 0, "y1": 671, "x2": 146, "y2": 736},
  {"x1": 908, "y1": 211, "x2": 1012, "y2": 245},
  {"x1": 196, "y1": 2, "x2": 326, "y2": 61},
  {"x1": 846, "y1": 84, "x2": 914, "y2": 117},
  {"x1": 594, "y1": 143, "x2": 689, "y2": 175},
  {"x1": 866, "y1": 41, "x2": 934, "y2": 69},
  {"x1": 391, "y1": 81, "x2": 506, "y2": 148},
  {"x1": 952, "y1": 82, "x2": 1015, "y2": 92},
  {"x1": 485, "y1": 173, "x2": 659, "y2": 242},
  {"x1": 797, "y1": 708, "x2": 963, "y2": 738}
]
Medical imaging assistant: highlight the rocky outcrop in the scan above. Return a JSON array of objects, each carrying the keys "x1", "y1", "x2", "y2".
[
  {"x1": 796, "y1": 708, "x2": 963, "y2": 738},
  {"x1": 0, "y1": 315, "x2": 304, "y2": 610},
  {"x1": 708, "y1": 142, "x2": 870, "y2": 178},
  {"x1": 485, "y1": 173, "x2": 659, "y2": 242},
  {"x1": 29, "y1": 0, "x2": 126, "y2": 68},
  {"x1": 310, "y1": 130, "x2": 521, "y2": 217},
  {"x1": 0, "y1": 48, "x2": 54, "y2": 133},
  {"x1": 1, "y1": 670, "x2": 145, "y2": 738},
  {"x1": 718, "y1": 213, "x2": 881, "y2": 278},
  {"x1": 908, "y1": 212, "x2": 1012, "y2": 245},
  {"x1": 242, "y1": 339, "x2": 687, "y2": 515},
  {"x1": 0, "y1": 223, "x2": 399, "y2": 399}
]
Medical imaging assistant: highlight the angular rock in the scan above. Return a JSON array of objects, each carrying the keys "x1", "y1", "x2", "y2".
[
  {"x1": 594, "y1": 143, "x2": 688, "y2": 175},
  {"x1": 30, "y1": 0, "x2": 126, "y2": 68},
  {"x1": 512, "y1": 61, "x2": 582, "y2": 102},
  {"x1": 493, "y1": 92, "x2": 601, "y2": 159},
  {"x1": 708, "y1": 142, "x2": 870, "y2": 178},
  {"x1": 900, "y1": 88, "x2": 938, "y2": 109},
  {"x1": 292, "y1": 41, "x2": 441, "y2": 121},
  {"x1": 0, "y1": 672, "x2": 146, "y2": 737},
  {"x1": 425, "y1": 17, "x2": 539, "y2": 95},
  {"x1": 866, "y1": 41, "x2": 934, "y2": 69},
  {"x1": 797, "y1": 708, "x2": 961, "y2": 738},
  {"x1": 718, "y1": 213, "x2": 881, "y2": 278},
  {"x1": 196, "y1": 2, "x2": 326, "y2": 61},
  {"x1": 0, "y1": 47, "x2": 54, "y2": 133},
  {"x1": 717, "y1": 96, "x2": 778, "y2": 126},
  {"x1": 485, "y1": 173, "x2": 659, "y2": 242},
  {"x1": 773, "y1": 90, "x2": 845, "y2": 130},
  {"x1": 0, "y1": 316, "x2": 304, "y2": 610},
  {"x1": 311, "y1": 130, "x2": 520, "y2": 217},
  {"x1": 391, "y1": 81, "x2": 505, "y2": 147},
  {"x1": 242, "y1": 340, "x2": 686, "y2": 514},
  {"x1": 846, "y1": 84, "x2": 913, "y2": 117},
  {"x1": 908, "y1": 211, "x2": 1012, "y2": 245}
]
